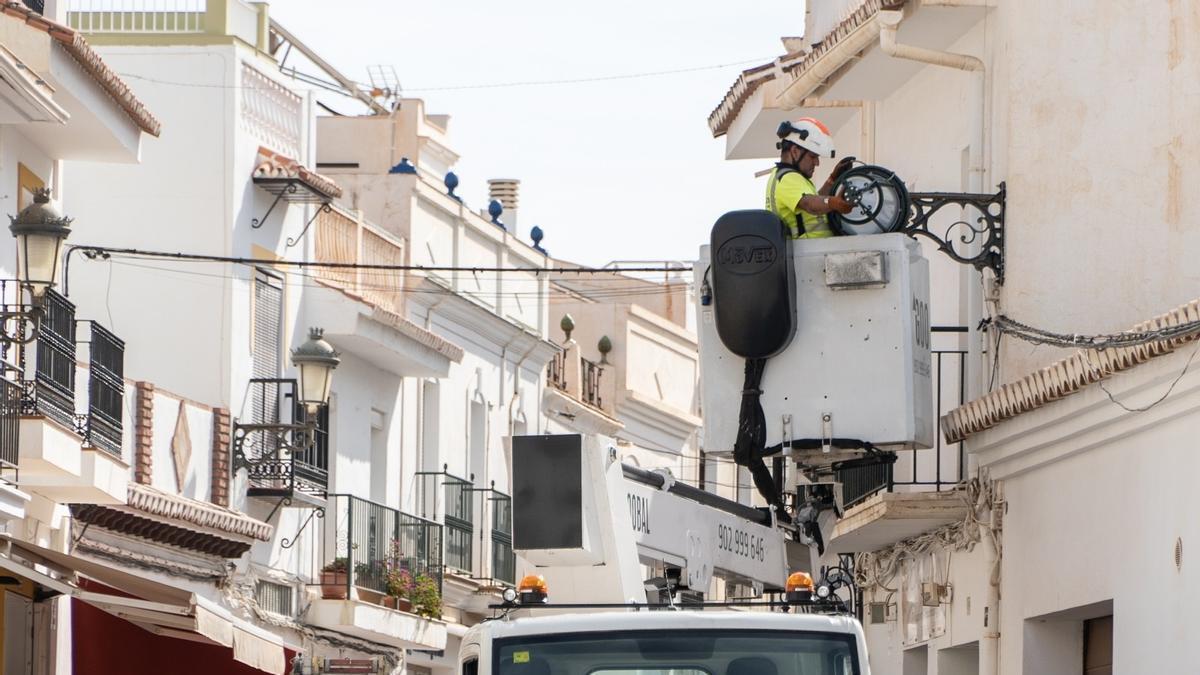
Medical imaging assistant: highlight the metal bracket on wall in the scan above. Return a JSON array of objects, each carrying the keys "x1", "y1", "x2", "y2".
[
  {"x1": 280, "y1": 505, "x2": 325, "y2": 549},
  {"x1": 250, "y1": 180, "x2": 299, "y2": 228},
  {"x1": 903, "y1": 182, "x2": 1006, "y2": 284},
  {"x1": 286, "y1": 202, "x2": 333, "y2": 248}
]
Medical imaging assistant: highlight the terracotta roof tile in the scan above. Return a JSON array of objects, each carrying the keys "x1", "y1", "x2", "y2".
[
  {"x1": 1, "y1": 2, "x2": 161, "y2": 136},
  {"x1": 941, "y1": 298, "x2": 1200, "y2": 443},
  {"x1": 254, "y1": 145, "x2": 343, "y2": 199},
  {"x1": 708, "y1": 0, "x2": 889, "y2": 138}
]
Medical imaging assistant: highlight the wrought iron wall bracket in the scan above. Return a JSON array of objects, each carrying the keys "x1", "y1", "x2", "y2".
[
  {"x1": 286, "y1": 202, "x2": 333, "y2": 248},
  {"x1": 280, "y1": 505, "x2": 325, "y2": 549},
  {"x1": 250, "y1": 181, "x2": 299, "y2": 228},
  {"x1": 903, "y1": 182, "x2": 1006, "y2": 284}
]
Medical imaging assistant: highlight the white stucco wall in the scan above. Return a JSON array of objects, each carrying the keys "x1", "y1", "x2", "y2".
[{"x1": 64, "y1": 43, "x2": 322, "y2": 412}]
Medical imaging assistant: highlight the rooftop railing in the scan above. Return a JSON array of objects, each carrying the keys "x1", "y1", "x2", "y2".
[{"x1": 65, "y1": 0, "x2": 208, "y2": 33}]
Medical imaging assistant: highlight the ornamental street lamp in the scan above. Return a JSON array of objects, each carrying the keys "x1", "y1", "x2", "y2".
[
  {"x1": 9, "y1": 188, "x2": 71, "y2": 301},
  {"x1": 232, "y1": 327, "x2": 339, "y2": 517},
  {"x1": 291, "y1": 327, "x2": 340, "y2": 413}
]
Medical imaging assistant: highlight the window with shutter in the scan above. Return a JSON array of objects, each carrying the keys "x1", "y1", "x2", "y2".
[{"x1": 252, "y1": 270, "x2": 283, "y2": 425}]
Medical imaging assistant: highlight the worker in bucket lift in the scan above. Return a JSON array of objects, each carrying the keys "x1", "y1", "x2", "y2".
[{"x1": 765, "y1": 117, "x2": 855, "y2": 238}]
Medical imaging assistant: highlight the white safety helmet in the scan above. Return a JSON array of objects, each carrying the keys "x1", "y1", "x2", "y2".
[{"x1": 776, "y1": 117, "x2": 836, "y2": 159}]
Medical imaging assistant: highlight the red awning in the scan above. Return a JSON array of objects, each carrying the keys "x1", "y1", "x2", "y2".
[{"x1": 0, "y1": 538, "x2": 291, "y2": 674}]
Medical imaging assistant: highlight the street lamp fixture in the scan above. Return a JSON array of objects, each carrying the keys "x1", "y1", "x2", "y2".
[
  {"x1": 231, "y1": 326, "x2": 339, "y2": 516},
  {"x1": 9, "y1": 188, "x2": 71, "y2": 301},
  {"x1": 291, "y1": 327, "x2": 340, "y2": 413},
  {"x1": 2, "y1": 188, "x2": 72, "y2": 345}
]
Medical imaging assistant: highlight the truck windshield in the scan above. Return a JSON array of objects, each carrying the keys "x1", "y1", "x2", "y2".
[{"x1": 495, "y1": 630, "x2": 859, "y2": 675}]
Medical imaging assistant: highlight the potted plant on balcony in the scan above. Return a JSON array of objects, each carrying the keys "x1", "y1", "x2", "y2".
[
  {"x1": 320, "y1": 557, "x2": 349, "y2": 599},
  {"x1": 409, "y1": 572, "x2": 442, "y2": 619},
  {"x1": 382, "y1": 566, "x2": 414, "y2": 612}
]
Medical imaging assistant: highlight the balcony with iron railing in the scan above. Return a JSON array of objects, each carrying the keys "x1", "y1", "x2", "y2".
[
  {"x1": 415, "y1": 468, "x2": 517, "y2": 590},
  {"x1": 3, "y1": 284, "x2": 128, "y2": 504},
  {"x1": 829, "y1": 327, "x2": 972, "y2": 553},
  {"x1": 416, "y1": 468, "x2": 473, "y2": 574},
  {"x1": 547, "y1": 350, "x2": 567, "y2": 392},
  {"x1": 488, "y1": 488, "x2": 515, "y2": 585},
  {"x1": 0, "y1": 378, "x2": 20, "y2": 487},
  {"x1": 234, "y1": 378, "x2": 329, "y2": 502},
  {"x1": 544, "y1": 331, "x2": 615, "y2": 425},
  {"x1": 307, "y1": 493, "x2": 446, "y2": 649}
]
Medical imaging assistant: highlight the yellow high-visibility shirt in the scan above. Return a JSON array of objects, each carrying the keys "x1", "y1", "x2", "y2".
[{"x1": 765, "y1": 166, "x2": 833, "y2": 239}]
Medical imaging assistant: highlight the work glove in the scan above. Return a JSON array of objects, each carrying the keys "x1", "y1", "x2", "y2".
[
  {"x1": 829, "y1": 156, "x2": 855, "y2": 181},
  {"x1": 822, "y1": 156, "x2": 856, "y2": 192},
  {"x1": 828, "y1": 195, "x2": 854, "y2": 214}
]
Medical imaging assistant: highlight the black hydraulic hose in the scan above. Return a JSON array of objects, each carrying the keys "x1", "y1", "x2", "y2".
[{"x1": 732, "y1": 357, "x2": 789, "y2": 522}]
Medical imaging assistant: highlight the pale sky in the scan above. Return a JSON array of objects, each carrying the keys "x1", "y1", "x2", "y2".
[{"x1": 270, "y1": 0, "x2": 795, "y2": 267}]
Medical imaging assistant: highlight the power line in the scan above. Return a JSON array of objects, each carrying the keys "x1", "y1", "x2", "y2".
[
  {"x1": 991, "y1": 314, "x2": 1200, "y2": 349},
  {"x1": 67, "y1": 244, "x2": 692, "y2": 275},
  {"x1": 117, "y1": 56, "x2": 771, "y2": 94},
  {"x1": 399, "y1": 57, "x2": 775, "y2": 93},
  {"x1": 102, "y1": 257, "x2": 692, "y2": 302}
]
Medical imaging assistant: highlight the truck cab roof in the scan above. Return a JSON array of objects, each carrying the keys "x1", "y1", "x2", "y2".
[{"x1": 467, "y1": 609, "x2": 864, "y2": 642}]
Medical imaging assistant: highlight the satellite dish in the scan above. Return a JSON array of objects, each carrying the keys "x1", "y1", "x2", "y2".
[{"x1": 828, "y1": 165, "x2": 911, "y2": 236}]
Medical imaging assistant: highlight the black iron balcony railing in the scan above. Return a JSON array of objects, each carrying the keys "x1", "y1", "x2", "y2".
[
  {"x1": 0, "y1": 284, "x2": 126, "y2": 458},
  {"x1": 26, "y1": 288, "x2": 77, "y2": 431},
  {"x1": 235, "y1": 378, "x2": 329, "y2": 499},
  {"x1": 416, "y1": 469, "x2": 519, "y2": 585},
  {"x1": 488, "y1": 488, "x2": 515, "y2": 585},
  {"x1": 323, "y1": 494, "x2": 443, "y2": 599},
  {"x1": 444, "y1": 473, "x2": 473, "y2": 573},
  {"x1": 80, "y1": 321, "x2": 124, "y2": 457},
  {"x1": 582, "y1": 357, "x2": 603, "y2": 409},
  {"x1": 836, "y1": 328, "x2": 969, "y2": 509},
  {"x1": 547, "y1": 350, "x2": 567, "y2": 392},
  {"x1": 0, "y1": 378, "x2": 19, "y2": 486}
]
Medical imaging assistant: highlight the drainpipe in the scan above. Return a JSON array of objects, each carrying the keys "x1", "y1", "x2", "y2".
[
  {"x1": 507, "y1": 337, "x2": 540, "y2": 437},
  {"x1": 877, "y1": 9, "x2": 984, "y2": 193},
  {"x1": 979, "y1": 481, "x2": 1003, "y2": 675},
  {"x1": 877, "y1": 8, "x2": 990, "y2": 400},
  {"x1": 776, "y1": 20, "x2": 884, "y2": 108}
]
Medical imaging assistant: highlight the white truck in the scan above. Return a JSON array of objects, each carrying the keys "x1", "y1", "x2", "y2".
[
  {"x1": 458, "y1": 209, "x2": 935, "y2": 675},
  {"x1": 455, "y1": 433, "x2": 870, "y2": 675}
]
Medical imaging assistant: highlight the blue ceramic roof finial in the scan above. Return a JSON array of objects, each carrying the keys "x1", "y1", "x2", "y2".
[
  {"x1": 389, "y1": 157, "x2": 417, "y2": 174},
  {"x1": 531, "y1": 225, "x2": 547, "y2": 255},
  {"x1": 444, "y1": 171, "x2": 461, "y2": 201},
  {"x1": 488, "y1": 199, "x2": 505, "y2": 230}
]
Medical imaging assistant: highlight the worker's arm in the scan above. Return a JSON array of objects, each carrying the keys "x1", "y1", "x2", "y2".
[{"x1": 797, "y1": 194, "x2": 853, "y2": 215}]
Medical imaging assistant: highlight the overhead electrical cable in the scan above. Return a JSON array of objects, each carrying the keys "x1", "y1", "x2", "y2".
[
  {"x1": 117, "y1": 56, "x2": 772, "y2": 94},
  {"x1": 102, "y1": 258, "x2": 692, "y2": 302},
  {"x1": 67, "y1": 244, "x2": 692, "y2": 275}
]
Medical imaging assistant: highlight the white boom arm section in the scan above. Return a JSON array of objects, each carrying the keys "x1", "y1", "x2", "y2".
[{"x1": 511, "y1": 434, "x2": 788, "y2": 604}]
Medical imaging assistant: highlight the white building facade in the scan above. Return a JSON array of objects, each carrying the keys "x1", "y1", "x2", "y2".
[{"x1": 710, "y1": 1, "x2": 1200, "y2": 673}]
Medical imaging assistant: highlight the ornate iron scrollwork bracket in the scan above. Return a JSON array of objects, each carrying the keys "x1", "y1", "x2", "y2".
[
  {"x1": 230, "y1": 422, "x2": 303, "y2": 472},
  {"x1": 251, "y1": 181, "x2": 299, "y2": 228},
  {"x1": 903, "y1": 182, "x2": 1006, "y2": 284},
  {"x1": 285, "y1": 202, "x2": 333, "y2": 248},
  {"x1": 280, "y1": 505, "x2": 325, "y2": 549}
]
